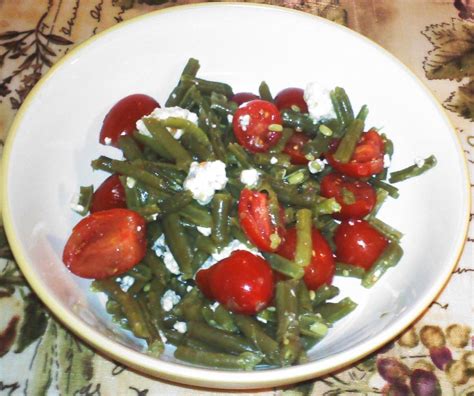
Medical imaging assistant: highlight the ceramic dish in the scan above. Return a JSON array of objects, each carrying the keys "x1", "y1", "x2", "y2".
[{"x1": 1, "y1": 3, "x2": 470, "y2": 389}]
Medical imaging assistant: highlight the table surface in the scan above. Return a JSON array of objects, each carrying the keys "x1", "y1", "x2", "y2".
[{"x1": 0, "y1": 1, "x2": 473, "y2": 395}]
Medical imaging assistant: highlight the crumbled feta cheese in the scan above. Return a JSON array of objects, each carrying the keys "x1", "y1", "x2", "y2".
[
  {"x1": 240, "y1": 168, "x2": 260, "y2": 188},
  {"x1": 173, "y1": 322, "x2": 187, "y2": 334},
  {"x1": 69, "y1": 193, "x2": 85, "y2": 213},
  {"x1": 304, "y1": 82, "x2": 336, "y2": 120},
  {"x1": 104, "y1": 137, "x2": 112, "y2": 145},
  {"x1": 270, "y1": 156, "x2": 278, "y2": 165},
  {"x1": 126, "y1": 177, "x2": 136, "y2": 188},
  {"x1": 186, "y1": 285, "x2": 193, "y2": 292},
  {"x1": 210, "y1": 302, "x2": 220, "y2": 312},
  {"x1": 256, "y1": 316, "x2": 268, "y2": 324},
  {"x1": 383, "y1": 154, "x2": 391, "y2": 168},
  {"x1": 183, "y1": 160, "x2": 228, "y2": 205},
  {"x1": 227, "y1": 114, "x2": 233, "y2": 123},
  {"x1": 238, "y1": 114, "x2": 251, "y2": 131},
  {"x1": 199, "y1": 239, "x2": 262, "y2": 270},
  {"x1": 414, "y1": 157, "x2": 425, "y2": 168},
  {"x1": 152, "y1": 234, "x2": 180, "y2": 275},
  {"x1": 161, "y1": 290, "x2": 181, "y2": 312},
  {"x1": 136, "y1": 106, "x2": 198, "y2": 140},
  {"x1": 308, "y1": 158, "x2": 327, "y2": 174},
  {"x1": 118, "y1": 275, "x2": 134, "y2": 292},
  {"x1": 197, "y1": 226, "x2": 212, "y2": 236}
]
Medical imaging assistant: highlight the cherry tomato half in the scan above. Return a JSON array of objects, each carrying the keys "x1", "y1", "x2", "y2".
[
  {"x1": 232, "y1": 100, "x2": 283, "y2": 153},
  {"x1": 320, "y1": 173, "x2": 376, "y2": 219},
  {"x1": 277, "y1": 227, "x2": 335, "y2": 290},
  {"x1": 326, "y1": 130, "x2": 385, "y2": 178},
  {"x1": 274, "y1": 87, "x2": 308, "y2": 113},
  {"x1": 231, "y1": 92, "x2": 260, "y2": 106},
  {"x1": 238, "y1": 189, "x2": 286, "y2": 253},
  {"x1": 63, "y1": 208, "x2": 147, "y2": 279},
  {"x1": 195, "y1": 250, "x2": 274, "y2": 315},
  {"x1": 99, "y1": 94, "x2": 159, "y2": 147},
  {"x1": 334, "y1": 219, "x2": 388, "y2": 270},
  {"x1": 90, "y1": 174, "x2": 127, "y2": 213},
  {"x1": 283, "y1": 132, "x2": 310, "y2": 164}
]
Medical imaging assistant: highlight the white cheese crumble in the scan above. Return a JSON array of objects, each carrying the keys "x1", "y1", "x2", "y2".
[
  {"x1": 118, "y1": 275, "x2": 134, "y2": 292},
  {"x1": 414, "y1": 157, "x2": 425, "y2": 168},
  {"x1": 239, "y1": 114, "x2": 251, "y2": 131},
  {"x1": 308, "y1": 158, "x2": 327, "y2": 174},
  {"x1": 199, "y1": 239, "x2": 262, "y2": 271},
  {"x1": 69, "y1": 193, "x2": 85, "y2": 213},
  {"x1": 197, "y1": 226, "x2": 212, "y2": 236},
  {"x1": 304, "y1": 82, "x2": 336, "y2": 120},
  {"x1": 173, "y1": 321, "x2": 187, "y2": 334},
  {"x1": 152, "y1": 235, "x2": 180, "y2": 275},
  {"x1": 383, "y1": 154, "x2": 391, "y2": 168},
  {"x1": 210, "y1": 302, "x2": 220, "y2": 312},
  {"x1": 183, "y1": 160, "x2": 228, "y2": 205},
  {"x1": 227, "y1": 114, "x2": 233, "y2": 123},
  {"x1": 240, "y1": 168, "x2": 260, "y2": 188},
  {"x1": 126, "y1": 177, "x2": 136, "y2": 189},
  {"x1": 161, "y1": 290, "x2": 181, "y2": 312},
  {"x1": 136, "y1": 106, "x2": 198, "y2": 140},
  {"x1": 104, "y1": 137, "x2": 112, "y2": 145},
  {"x1": 270, "y1": 156, "x2": 278, "y2": 165}
]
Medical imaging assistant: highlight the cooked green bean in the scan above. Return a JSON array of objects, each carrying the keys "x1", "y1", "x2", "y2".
[
  {"x1": 253, "y1": 153, "x2": 291, "y2": 168},
  {"x1": 295, "y1": 209, "x2": 313, "y2": 267},
  {"x1": 311, "y1": 284, "x2": 340, "y2": 307},
  {"x1": 133, "y1": 131, "x2": 174, "y2": 160},
  {"x1": 370, "y1": 179, "x2": 400, "y2": 199},
  {"x1": 362, "y1": 241, "x2": 404, "y2": 288},
  {"x1": 174, "y1": 346, "x2": 262, "y2": 370},
  {"x1": 162, "y1": 213, "x2": 193, "y2": 279},
  {"x1": 356, "y1": 104, "x2": 369, "y2": 121},
  {"x1": 314, "y1": 297, "x2": 357, "y2": 325},
  {"x1": 313, "y1": 197, "x2": 341, "y2": 216},
  {"x1": 117, "y1": 135, "x2": 143, "y2": 161},
  {"x1": 174, "y1": 289, "x2": 205, "y2": 322},
  {"x1": 365, "y1": 188, "x2": 389, "y2": 220},
  {"x1": 332, "y1": 119, "x2": 365, "y2": 163},
  {"x1": 228, "y1": 142, "x2": 252, "y2": 168},
  {"x1": 202, "y1": 304, "x2": 238, "y2": 333},
  {"x1": 72, "y1": 185, "x2": 93, "y2": 215},
  {"x1": 259, "y1": 81, "x2": 273, "y2": 102},
  {"x1": 299, "y1": 313, "x2": 329, "y2": 339},
  {"x1": 211, "y1": 193, "x2": 232, "y2": 247},
  {"x1": 165, "y1": 57, "x2": 200, "y2": 107},
  {"x1": 368, "y1": 217, "x2": 403, "y2": 243},
  {"x1": 181, "y1": 75, "x2": 234, "y2": 98},
  {"x1": 389, "y1": 155, "x2": 437, "y2": 183},
  {"x1": 159, "y1": 191, "x2": 194, "y2": 214},
  {"x1": 335, "y1": 262, "x2": 366, "y2": 279},
  {"x1": 263, "y1": 253, "x2": 304, "y2": 279},
  {"x1": 297, "y1": 281, "x2": 313, "y2": 314},
  {"x1": 161, "y1": 117, "x2": 211, "y2": 147},
  {"x1": 330, "y1": 87, "x2": 354, "y2": 128},
  {"x1": 269, "y1": 127, "x2": 294, "y2": 153},
  {"x1": 281, "y1": 109, "x2": 319, "y2": 134},
  {"x1": 180, "y1": 203, "x2": 213, "y2": 228}
]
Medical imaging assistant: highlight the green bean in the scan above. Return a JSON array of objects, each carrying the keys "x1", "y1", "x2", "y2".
[
  {"x1": 187, "y1": 321, "x2": 259, "y2": 355},
  {"x1": 365, "y1": 188, "x2": 389, "y2": 220},
  {"x1": 227, "y1": 142, "x2": 252, "y2": 168},
  {"x1": 194, "y1": 234, "x2": 217, "y2": 255},
  {"x1": 253, "y1": 153, "x2": 291, "y2": 168},
  {"x1": 256, "y1": 307, "x2": 277, "y2": 324},
  {"x1": 362, "y1": 241, "x2": 404, "y2": 288},
  {"x1": 202, "y1": 304, "x2": 238, "y2": 333},
  {"x1": 234, "y1": 315, "x2": 280, "y2": 365},
  {"x1": 302, "y1": 134, "x2": 332, "y2": 159},
  {"x1": 165, "y1": 58, "x2": 200, "y2": 106},
  {"x1": 368, "y1": 217, "x2": 403, "y2": 243},
  {"x1": 180, "y1": 203, "x2": 213, "y2": 228},
  {"x1": 269, "y1": 127, "x2": 294, "y2": 153},
  {"x1": 175, "y1": 289, "x2": 205, "y2": 322},
  {"x1": 299, "y1": 313, "x2": 329, "y2": 339},
  {"x1": 269, "y1": 179, "x2": 317, "y2": 208},
  {"x1": 389, "y1": 155, "x2": 437, "y2": 183},
  {"x1": 275, "y1": 279, "x2": 302, "y2": 366},
  {"x1": 263, "y1": 253, "x2": 304, "y2": 279},
  {"x1": 183, "y1": 337, "x2": 221, "y2": 353},
  {"x1": 335, "y1": 262, "x2": 366, "y2": 279},
  {"x1": 146, "y1": 221, "x2": 163, "y2": 246},
  {"x1": 161, "y1": 117, "x2": 211, "y2": 147},
  {"x1": 258, "y1": 81, "x2": 273, "y2": 102},
  {"x1": 314, "y1": 297, "x2": 357, "y2": 325},
  {"x1": 142, "y1": 251, "x2": 170, "y2": 284},
  {"x1": 330, "y1": 87, "x2": 354, "y2": 128},
  {"x1": 159, "y1": 191, "x2": 194, "y2": 214},
  {"x1": 311, "y1": 284, "x2": 340, "y2": 307},
  {"x1": 168, "y1": 277, "x2": 191, "y2": 297},
  {"x1": 295, "y1": 209, "x2": 313, "y2": 267},
  {"x1": 72, "y1": 185, "x2": 93, "y2": 215},
  {"x1": 313, "y1": 197, "x2": 341, "y2": 217},
  {"x1": 133, "y1": 204, "x2": 161, "y2": 221},
  {"x1": 356, "y1": 104, "x2": 369, "y2": 121},
  {"x1": 142, "y1": 118, "x2": 192, "y2": 169},
  {"x1": 191, "y1": 250, "x2": 209, "y2": 272},
  {"x1": 281, "y1": 109, "x2": 319, "y2": 134},
  {"x1": 162, "y1": 213, "x2": 193, "y2": 279},
  {"x1": 333, "y1": 119, "x2": 365, "y2": 163},
  {"x1": 297, "y1": 281, "x2": 313, "y2": 314},
  {"x1": 211, "y1": 193, "x2": 232, "y2": 247},
  {"x1": 163, "y1": 329, "x2": 185, "y2": 346},
  {"x1": 181, "y1": 75, "x2": 234, "y2": 97},
  {"x1": 370, "y1": 179, "x2": 399, "y2": 199},
  {"x1": 133, "y1": 131, "x2": 174, "y2": 160},
  {"x1": 117, "y1": 135, "x2": 143, "y2": 160},
  {"x1": 174, "y1": 346, "x2": 262, "y2": 370}
]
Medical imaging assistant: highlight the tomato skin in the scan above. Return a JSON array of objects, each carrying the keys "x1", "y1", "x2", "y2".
[
  {"x1": 238, "y1": 189, "x2": 286, "y2": 253},
  {"x1": 334, "y1": 219, "x2": 388, "y2": 270},
  {"x1": 231, "y1": 92, "x2": 259, "y2": 106},
  {"x1": 274, "y1": 87, "x2": 308, "y2": 113},
  {"x1": 283, "y1": 132, "x2": 310, "y2": 164},
  {"x1": 320, "y1": 173, "x2": 376, "y2": 219},
  {"x1": 99, "y1": 94, "x2": 159, "y2": 147},
  {"x1": 326, "y1": 130, "x2": 385, "y2": 178},
  {"x1": 232, "y1": 100, "x2": 283, "y2": 153},
  {"x1": 277, "y1": 227, "x2": 335, "y2": 290},
  {"x1": 195, "y1": 250, "x2": 274, "y2": 315},
  {"x1": 90, "y1": 174, "x2": 126, "y2": 213},
  {"x1": 63, "y1": 208, "x2": 147, "y2": 279}
]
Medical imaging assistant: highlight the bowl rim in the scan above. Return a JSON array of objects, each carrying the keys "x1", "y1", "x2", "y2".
[{"x1": 1, "y1": 2, "x2": 471, "y2": 389}]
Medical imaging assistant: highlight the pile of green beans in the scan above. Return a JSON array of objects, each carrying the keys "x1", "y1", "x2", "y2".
[{"x1": 75, "y1": 58, "x2": 437, "y2": 370}]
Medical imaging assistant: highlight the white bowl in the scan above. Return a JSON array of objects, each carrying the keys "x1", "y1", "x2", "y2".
[{"x1": 1, "y1": 3, "x2": 470, "y2": 389}]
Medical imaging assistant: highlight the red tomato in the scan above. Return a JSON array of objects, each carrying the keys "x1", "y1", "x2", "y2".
[
  {"x1": 283, "y1": 132, "x2": 310, "y2": 164},
  {"x1": 195, "y1": 250, "x2": 274, "y2": 315},
  {"x1": 320, "y1": 173, "x2": 376, "y2": 219},
  {"x1": 326, "y1": 130, "x2": 385, "y2": 178},
  {"x1": 99, "y1": 94, "x2": 159, "y2": 147},
  {"x1": 274, "y1": 87, "x2": 308, "y2": 113},
  {"x1": 277, "y1": 227, "x2": 335, "y2": 290},
  {"x1": 334, "y1": 219, "x2": 388, "y2": 270},
  {"x1": 238, "y1": 189, "x2": 286, "y2": 252},
  {"x1": 90, "y1": 174, "x2": 126, "y2": 213},
  {"x1": 232, "y1": 100, "x2": 283, "y2": 153},
  {"x1": 63, "y1": 209, "x2": 147, "y2": 279},
  {"x1": 231, "y1": 92, "x2": 259, "y2": 106}
]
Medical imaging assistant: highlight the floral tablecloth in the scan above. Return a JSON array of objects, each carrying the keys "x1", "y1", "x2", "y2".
[{"x1": 0, "y1": 1, "x2": 473, "y2": 395}]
